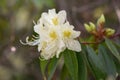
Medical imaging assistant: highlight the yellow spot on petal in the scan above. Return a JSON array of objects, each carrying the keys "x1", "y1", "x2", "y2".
[
  {"x1": 52, "y1": 17, "x2": 58, "y2": 25},
  {"x1": 49, "y1": 31, "x2": 57, "y2": 40},
  {"x1": 42, "y1": 41, "x2": 47, "y2": 49},
  {"x1": 63, "y1": 30, "x2": 71, "y2": 38}
]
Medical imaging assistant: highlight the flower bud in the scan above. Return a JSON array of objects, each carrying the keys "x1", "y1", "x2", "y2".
[
  {"x1": 84, "y1": 22, "x2": 96, "y2": 33},
  {"x1": 97, "y1": 14, "x2": 105, "y2": 26},
  {"x1": 89, "y1": 22, "x2": 95, "y2": 30},
  {"x1": 105, "y1": 28, "x2": 115, "y2": 37},
  {"x1": 84, "y1": 23, "x2": 91, "y2": 32}
]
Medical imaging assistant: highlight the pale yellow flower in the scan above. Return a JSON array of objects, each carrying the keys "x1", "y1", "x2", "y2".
[
  {"x1": 61, "y1": 22, "x2": 81, "y2": 52},
  {"x1": 40, "y1": 9, "x2": 66, "y2": 27},
  {"x1": 22, "y1": 9, "x2": 81, "y2": 60}
]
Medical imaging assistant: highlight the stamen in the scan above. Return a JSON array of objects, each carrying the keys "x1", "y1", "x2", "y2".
[{"x1": 52, "y1": 17, "x2": 58, "y2": 25}]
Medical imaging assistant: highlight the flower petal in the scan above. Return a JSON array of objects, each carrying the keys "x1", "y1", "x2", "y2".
[
  {"x1": 34, "y1": 24, "x2": 40, "y2": 34},
  {"x1": 72, "y1": 31, "x2": 80, "y2": 38},
  {"x1": 41, "y1": 13, "x2": 52, "y2": 26},
  {"x1": 56, "y1": 40, "x2": 66, "y2": 58},
  {"x1": 63, "y1": 22, "x2": 74, "y2": 29},
  {"x1": 38, "y1": 44, "x2": 42, "y2": 52},
  {"x1": 48, "y1": 9, "x2": 56, "y2": 17},
  {"x1": 66, "y1": 39, "x2": 81, "y2": 52},
  {"x1": 41, "y1": 40, "x2": 58, "y2": 60},
  {"x1": 58, "y1": 10, "x2": 66, "y2": 24}
]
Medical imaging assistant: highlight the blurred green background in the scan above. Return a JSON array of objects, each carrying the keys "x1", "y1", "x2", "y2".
[
  {"x1": 0, "y1": 0, "x2": 55, "y2": 80},
  {"x1": 0, "y1": 0, "x2": 120, "y2": 80}
]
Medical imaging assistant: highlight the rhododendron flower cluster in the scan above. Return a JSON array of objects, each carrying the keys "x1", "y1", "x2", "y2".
[{"x1": 22, "y1": 9, "x2": 81, "y2": 60}]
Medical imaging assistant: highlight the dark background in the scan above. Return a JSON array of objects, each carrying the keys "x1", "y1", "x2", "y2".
[{"x1": 0, "y1": 0, "x2": 120, "y2": 80}]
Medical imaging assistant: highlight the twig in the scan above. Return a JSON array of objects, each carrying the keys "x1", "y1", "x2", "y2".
[
  {"x1": 81, "y1": 32, "x2": 120, "y2": 45},
  {"x1": 81, "y1": 41, "x2": 100, "y2": 44},
  {"x1": 110, "y1": 33, "x2": 120, "y2": 39}
]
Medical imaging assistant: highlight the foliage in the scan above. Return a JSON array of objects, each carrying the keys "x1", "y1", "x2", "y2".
[
  {"x1": 38, "y1": 37, "x2": 120, "y2": 80},
  {"x1": 0, "y1": 0, "x2": 120, "y2": 80},
  {"x1": 38, "y1": 14, "x2": 120, "y2": 80}
]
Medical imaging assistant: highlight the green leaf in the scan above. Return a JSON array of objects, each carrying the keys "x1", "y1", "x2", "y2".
[
  {"x1": 60, "y1": 64, "x2": 70, "y2": 80},
  {"x1": 77, "y1": 52, "x2": 87, "y2": 80},
  {"x1": 63, "y1": 49, "x2": 78, "y2": 80},
  {"x1": 98, "y1": 45, "x2": 117, "y2": 77},
  {"x1": 86, "y1": 45, "x2": 106, "y2": 79},
  {"x1": 40, "y1": 60, "x2": 48, "y2": 79},
  {"x1": 114, "y1": 58, "x2": 120, "y2": 75},
  {"x1": 40, "y1": 57, "x2": 58, "y2": 80},
  {"x1": 114, "y1": 37, "x2": 120, "y2": 48},
  {"x1": 47, "y1": 57, "x2": 58, "y2": 80},
  {"x1": 105, "y1": 38, "x2": 120, "y2": 62}
]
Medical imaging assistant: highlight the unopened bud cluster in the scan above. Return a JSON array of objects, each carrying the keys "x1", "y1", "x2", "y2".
[{"x1": 84, "y1": 14, "x2": 115, "y2": 41}]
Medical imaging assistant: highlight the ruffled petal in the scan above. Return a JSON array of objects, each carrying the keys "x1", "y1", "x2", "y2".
[
  {"x1": 20, "y1": 37, "x2": 40, "y2": 46},
  {"x1": 56, "y1": 40, "x2": 66, "y2": 58},
  {"x1": 34, "y1": 24, "x2": 41, "y2": 34},
  {"x1": 38, "y1": 43, "x2": 42, "y2": 52},
  {"x1": 41, "y1": 40, "x2": 58, "y2": 60},
  {"x1": 66, "y1": 39, "x2": 81, "y2": 52},
  {"x1": 72, "y1": 31, "x2": 80, "y2": 38},
  {"x1": 58, "y1": 10, "x2": 66, "y2": 24},
  {"x1": 48, "y1": 9, "x2": 56, "y2": 17}
]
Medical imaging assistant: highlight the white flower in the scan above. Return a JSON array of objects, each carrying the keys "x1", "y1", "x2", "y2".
[
  {"x1": 22, "y1": 9, "x2": 81, "y2": 60},
  {"x1": 33, "y1": 22, "x2": 65, "y2": 59},
  {"x1": 40, "y1": 9, "x2": 66, "y2": 27},
  {"x1": 40, "y1": 39, "x2": 65, "y2": 60},
  {"x1": 61, "y1": 22, "x2": 81, "y2": 52}
]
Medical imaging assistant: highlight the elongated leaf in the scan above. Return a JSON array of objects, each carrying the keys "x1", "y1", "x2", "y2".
[
  {"x1": 40, "y1": 60, "x2": 48, "y2": 79},
  {"x1": 64, "y1": 49, "x2": 78, "y2": 80},
  {"x1": 98, "y1": 45, "x2": 116, "y2": 77},
  {"x1": 86, "y1": 45, "x2": 106, "y2": 79},
  {"x1": 114, "y1": 58, "x2": 120, "y2": 75},
  {"x1": 105, "y1": 38, "x2": 120, "y2": 62},
  {"x1": 60, "y1": 64, "x2": 71, "y2": 80},
  {"x1": 113, "y1": 37, "x2": 120, "y2": 48},
  {"x1": 47, "y1": 57, "x2": 58, "y2": 80},
  {"x1": 77, "y1": 52, "x2": 87, "y2": 80},
  {"x1": 113, "y1": 40, "x2": 120, "y2": 55}
]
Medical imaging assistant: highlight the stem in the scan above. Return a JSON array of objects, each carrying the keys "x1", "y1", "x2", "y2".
[
  {"x1": 81, "y1": 41, "x2": 100, "y2": 44},
  {"x1": 110, "y1": 33, "x2": 120, "y2": 39},
  {"x1": 81, "y1": 33, "x2": 120, "y2": 45}
]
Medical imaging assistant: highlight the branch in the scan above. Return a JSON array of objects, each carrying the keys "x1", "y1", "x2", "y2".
[
  {"x1": 110, "y1": 33, "x2": 120, "y2": 39},
  {"x1": 81, "y1": 41, "x2": 100, "y2": 44}
]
